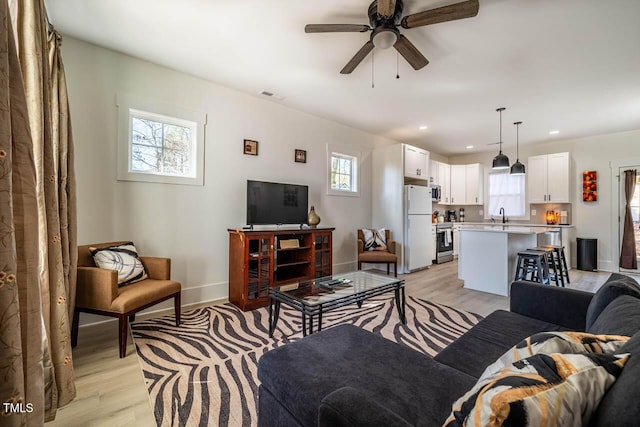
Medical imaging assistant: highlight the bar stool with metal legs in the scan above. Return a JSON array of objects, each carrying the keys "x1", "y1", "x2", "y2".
[
  {"x1": 543, "y1": 245, "x2": 570, "y2": 286},
  {"x1": 514, "y1": 250, "x2": 551, "y2": 284},
  {"x1": 528, "y1": 247, "x2": 561, "y2": 286}
]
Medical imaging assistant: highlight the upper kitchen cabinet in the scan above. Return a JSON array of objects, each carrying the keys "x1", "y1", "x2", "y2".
[
  {"x1": 527, "y1": 152, "x2": 570, "y2": 203},
  {"x1": 429, "y1": 159, "x2": 439, "y2": 185},
  {"x1": 438, "y1": 162, "x2": 451, "y2": 204},
  {"x1": 465, "y1": 163, "x2": 484, "y2": 205},
  {"x1": 449, "y1": 163, "x2": 484, "y2": 205},
  {"x1": 404, "y1": 144, "x2": 429, "y2": 180},
  {"x1": 450, "y1": 165, "x2": 466, "y2": 205}
]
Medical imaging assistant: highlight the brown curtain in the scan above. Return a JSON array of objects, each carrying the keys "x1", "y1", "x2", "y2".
[
  {"x1": 620, "y1": 169, "x2": 638, "y2": 270},
  {"x1": 0, "y1": 0, "x2": 77, "y2": 425}
]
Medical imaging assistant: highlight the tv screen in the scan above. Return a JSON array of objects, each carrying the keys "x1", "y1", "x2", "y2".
[{"x1": 247, "y1": 180, "x2": 309, "y2": 225}]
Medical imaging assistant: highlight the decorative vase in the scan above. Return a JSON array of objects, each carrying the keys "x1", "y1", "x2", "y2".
[{"x1": 308, "y1": 206, "x2": 321, "y2": 227}]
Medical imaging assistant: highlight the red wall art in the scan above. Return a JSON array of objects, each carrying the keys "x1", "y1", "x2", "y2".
[{"x1": 583, "y1": 171, "x2": 597, "y2": 202}]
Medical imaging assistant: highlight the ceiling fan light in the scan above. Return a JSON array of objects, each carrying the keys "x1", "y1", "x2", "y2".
[
  {"x1": 372, "y1": 30, "x2": 397, "y2": 49},
  {"x1": 510, "y1": 160, "x2": 526, "y2": 175},
  {"x1": 492, "y1": 153, "x2": 510, "y2": 170}
]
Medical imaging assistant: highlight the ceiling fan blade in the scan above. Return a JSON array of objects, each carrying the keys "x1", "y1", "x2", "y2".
[
  {"x1": 305, "y1": 24, "x2": 370, "y2": 33},
  {"x1": 393, "y1": 35, "x2": 429, "y2": 70},
  {"x1": 401, "y1": 0, "x2": 479, "y2": 29},
  {"x1": 377, "y1": 0, "x2": 397, "y2": 17},
  {"x1": 340, "y1": 41, "x2": 375, "y2": 74}
]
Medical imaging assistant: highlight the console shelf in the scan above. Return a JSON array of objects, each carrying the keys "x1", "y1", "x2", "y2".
[{"x1": 228, "y1": 227, "x2": 334, "y2": 311}]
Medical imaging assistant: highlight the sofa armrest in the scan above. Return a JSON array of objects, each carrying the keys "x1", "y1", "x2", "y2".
[
  {"x1": 76, "y1": 266, "x2": 117, "y2": 311},
  {"x1": 510, "y1": 280, "x2": 593, "y2": 330},
  {"x1": 141, "y1": 257, "x2": 171, "y2": 280},
  {"x1": 319, "y1": 387, "x2": 413, "y2": 427}
]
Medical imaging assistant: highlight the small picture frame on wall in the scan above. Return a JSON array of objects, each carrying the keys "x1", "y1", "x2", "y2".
[
  {"x1": 244, "y1": 139, "x2": 258, "y2": 156},
  {"x1": 295, "y1": 149, "x2": 307, "y2": 163},
  {"x1": 583, "y1": 170, "x2": 597, "y2": 202}
]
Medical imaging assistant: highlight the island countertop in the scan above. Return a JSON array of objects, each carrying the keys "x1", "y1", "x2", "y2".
[{"x1": 458, "y1": 225, "x2": 558, "y2": 234}]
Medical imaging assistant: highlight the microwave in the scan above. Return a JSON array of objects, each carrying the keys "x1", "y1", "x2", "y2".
[{"x1": 431, "y1": 184, "x2": 441, "y2": 203}]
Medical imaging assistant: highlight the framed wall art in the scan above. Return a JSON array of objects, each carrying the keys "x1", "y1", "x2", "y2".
[
  {"x1": 244, "y1": 139, "x2": 258, "y2": 156},
  {"x1": 295, "y1": 149, "x2": 307, "y2": 163},
  {"x1": 583, "y1": 170, "x2": 597, "y2": 202}
]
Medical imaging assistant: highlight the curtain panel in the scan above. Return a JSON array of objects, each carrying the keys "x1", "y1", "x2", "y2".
[
  {"x1": 1, "y1": 0, "x2": 77, "y2": 424},
  {"x1": 620, "y1": 169, "x2": 637, "y2": 269}
]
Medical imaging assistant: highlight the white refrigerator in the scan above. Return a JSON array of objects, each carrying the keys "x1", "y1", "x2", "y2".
[{"x1": 404, "y1": 185, "x2": 433, "y2": 272}]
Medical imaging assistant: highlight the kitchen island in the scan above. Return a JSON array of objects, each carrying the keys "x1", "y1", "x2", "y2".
[{"x1": 458, "y1": 225, "x2": 557, "y2": 296}]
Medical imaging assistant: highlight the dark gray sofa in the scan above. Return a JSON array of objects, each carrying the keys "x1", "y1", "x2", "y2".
[{"x1": 257, "y1": 273, "x2": 640, "y2": 427}]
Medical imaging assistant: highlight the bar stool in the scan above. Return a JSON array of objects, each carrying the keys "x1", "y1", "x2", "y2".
[
  {"x1": 514, "y1": 250, "x2": 550, "y2": 285},
  {"x1": 543, "y1": 245, "x2": 570, "y2": 286},
  {"x1": 528, "y1": 247, "x2": 561, "y2": 286}
]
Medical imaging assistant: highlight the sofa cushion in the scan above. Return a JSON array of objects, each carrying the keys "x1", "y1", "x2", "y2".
[
  {"x1": 434, "y1": 310, "x2": 570, "y2": 378},
  {"x1": 444, "y1": 352, "x2": 630, "y2": 427},
  {"x1": 585, "y1": 273, "x2": 640, "y2": 330},
  {"x1": 589, "y1": 331, "x2": 640, "y2": 426},
  {"x1": 587, "y1": 295, "x2": 640, "y2": 336},
  {"x1": 258, "y1": 324, "x2": 477, "y2": 427}
]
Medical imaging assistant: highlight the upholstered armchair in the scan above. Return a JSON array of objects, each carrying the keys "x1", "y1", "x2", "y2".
[
  {"x1": 357, "y1": 229, "x2": 398, "y2": 277},
  {"x1": 72, "y1": 241, "x2": 182, "y2": 358}
]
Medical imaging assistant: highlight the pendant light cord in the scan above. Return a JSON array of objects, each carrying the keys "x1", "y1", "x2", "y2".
[
  {"x1": 499, "y1": 108, "x2": 503, "y2": 154},
  {"x1": 371, "y1": 51, "x2": 375, "y2": 88}
]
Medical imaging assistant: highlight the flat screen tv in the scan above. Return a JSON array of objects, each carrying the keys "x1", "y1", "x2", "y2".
[{"x1": 247, "y1": 180, "x2": 309, "y2": 225}]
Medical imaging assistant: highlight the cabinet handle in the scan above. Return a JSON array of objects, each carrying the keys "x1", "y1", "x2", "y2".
[
  {"x1": 548, "y1": 194, "x2": 551, "y2": 201},
  {"x1": 544, "y1": 194, "x2": 547, "y2": 201},
  {"x1": 476, "y1": 197, "x2": 478, "y2": 203},
  {"x1": 451, "y1": 197, "x2": 454, "y2": 203}
]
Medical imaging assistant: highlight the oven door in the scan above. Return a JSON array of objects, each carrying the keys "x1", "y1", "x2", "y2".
[{"x1": 435, "y1": 229, "x2": 454, "y2": 263}]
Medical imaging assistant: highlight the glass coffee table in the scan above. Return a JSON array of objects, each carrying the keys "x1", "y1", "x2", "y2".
[{"x1": 268, "y1": 271, "x2": 405, "y2": 337}]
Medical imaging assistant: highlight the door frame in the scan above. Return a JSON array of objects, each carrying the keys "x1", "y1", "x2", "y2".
[{"x1": 610, "y1": 158, "x2": 640, "y2": 274}]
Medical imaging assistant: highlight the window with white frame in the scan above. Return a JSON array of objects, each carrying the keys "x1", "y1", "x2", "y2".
[
  {"x1": 117, "y1": 94, "x2": 206, "y2": 186},
  {"x1": 487, "y1": 171, "x2": 526, "y2": 217},
  {"x1": 328, "y1": 151, "x2": 359, "y2": 195}
]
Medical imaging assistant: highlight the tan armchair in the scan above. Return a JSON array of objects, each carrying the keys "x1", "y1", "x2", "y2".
[
  {"x1": 71, "y1": 241, "x2": 181, "y2": 358},
  {"x1": 357, "y1": 229, "x2": 398, "y2": 277}
]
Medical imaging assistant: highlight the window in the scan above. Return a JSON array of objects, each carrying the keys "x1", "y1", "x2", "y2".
[
  {"x1": 487, "y1": 171, "x2": 526, "y2": 217},
  {"x1": 328, "y1": 151, "x2": 359, "y2": 195},
  {"x1": 117, "y1": 94, "x2": 206, "y2": 185}
]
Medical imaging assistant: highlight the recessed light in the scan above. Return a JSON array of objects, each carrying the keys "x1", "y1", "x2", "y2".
[
  {"x1": 419, "y1": 125, "x2": 428, "y2": 130},
  {"x1": 549, "y1": 130, "x2": 560, "y2": 135},
  {"x1": 466, "y1": 145, "x2": 474, "y2": 149}
]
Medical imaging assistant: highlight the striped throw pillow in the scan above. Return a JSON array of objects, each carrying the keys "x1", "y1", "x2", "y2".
[
  {"x1": 90, "y1": 242, "x2": 148, "y2": 286},
  {"x1": 362, "y1": 228, "x2": 387, "y2": 251}
]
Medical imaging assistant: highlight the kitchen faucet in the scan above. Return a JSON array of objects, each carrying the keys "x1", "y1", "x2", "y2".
[{"x1": 499, "y1": 207, "x2": 507, "y2": 224}]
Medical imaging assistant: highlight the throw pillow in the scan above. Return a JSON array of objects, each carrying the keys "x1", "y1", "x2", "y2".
[
  {"x1": 90, "y1": 242, "x2": 148, "y2": 286},
  {"x1": 443, "y1": 352, "x2": 630, "y2": 427},
  {"x1": 479, "y1": 331, "x2": 629, "y2": 380},
  {"x1": 362, "y1": 228, "x2": 387, "y2": 251}
]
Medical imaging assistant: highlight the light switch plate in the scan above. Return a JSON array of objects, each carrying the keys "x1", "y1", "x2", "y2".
[{"x1": 531, "y1": 209, "x2": 537, "y2": 216}]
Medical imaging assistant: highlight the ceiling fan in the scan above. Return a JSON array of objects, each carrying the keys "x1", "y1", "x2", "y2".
[{"x1": 305, "y1": 0, "x2": 479, "y2": 74}]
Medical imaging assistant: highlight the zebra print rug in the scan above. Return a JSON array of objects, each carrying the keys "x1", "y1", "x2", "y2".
[{"x1": 130, "y1": 296, "x2": 482, "y2": 427}]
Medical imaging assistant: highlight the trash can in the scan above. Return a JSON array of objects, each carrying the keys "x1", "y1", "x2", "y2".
[{"x1": 577, "y1": 238, "x2": 597, "y2": 271}]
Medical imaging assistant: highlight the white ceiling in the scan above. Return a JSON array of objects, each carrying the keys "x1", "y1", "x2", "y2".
[{"x1": 47, "y1": 0, "x2": 640, "y2": 156}]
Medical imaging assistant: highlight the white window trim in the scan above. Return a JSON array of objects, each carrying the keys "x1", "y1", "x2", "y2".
[
  {"x1": 326, "y1": 145, "x2": 360, "y2": 197},
  {"x1": 117, "y1": 93, "x2": 207, "y2": 186},
  {"x1": 484, "y1": 170, "x2": 529, "y2": 220}
]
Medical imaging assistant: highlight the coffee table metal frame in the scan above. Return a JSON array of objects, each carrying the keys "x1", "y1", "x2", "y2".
[{"x1": 268, "y1": 272, "x2": 406, "y2": 337}]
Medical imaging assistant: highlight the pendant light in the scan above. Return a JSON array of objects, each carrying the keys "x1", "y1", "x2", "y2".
[
  {"x1": 492, "y1": 107, "x2": 510, "y2": 170},
  {"x1": 510, "y1": 121, "x2": 526, "y2": 175}
]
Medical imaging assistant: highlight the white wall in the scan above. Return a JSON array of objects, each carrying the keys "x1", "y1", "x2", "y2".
[
  {"x1": 62, "y1": 37, "x2": 396, "y2": 322},
  {"x1": 450, "y1": 129, "x2": 640, "y2": 271}
]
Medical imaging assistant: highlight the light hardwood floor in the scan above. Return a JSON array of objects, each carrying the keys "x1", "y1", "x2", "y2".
[{"x1": 46, "y1": 262, "x2": 622, "y2": 426}]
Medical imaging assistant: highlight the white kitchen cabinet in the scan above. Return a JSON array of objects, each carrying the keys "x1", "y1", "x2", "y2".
[
  {"x1": 431, "y1": 227, "x2": 437, "y2": 262},
  {"x1": 450, "y1": 165, "x2": 466, "y2": 205},
  {"x1": 453, "y1": 223, "x2": 460, "y2": 257},
  {"x1": 465, "y1": 163, "x2": 484, "y2": 205},
  {"x1": 438, "y1": 162, "x2": 451, "y2": 204},
  {"x1": 404, "y1": 144, "x2": 429, "y2": 180},
  {"x1": 429, "y1": 159, "x2": 439, "y2": 185},
  {"x1": 527, "y1": 152, "x2": 570, "y2": 203}
]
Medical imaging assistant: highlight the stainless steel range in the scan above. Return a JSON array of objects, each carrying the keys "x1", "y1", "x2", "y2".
[{"x1": 435, "y1": 222, "x2": 454, "y2": 264}]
